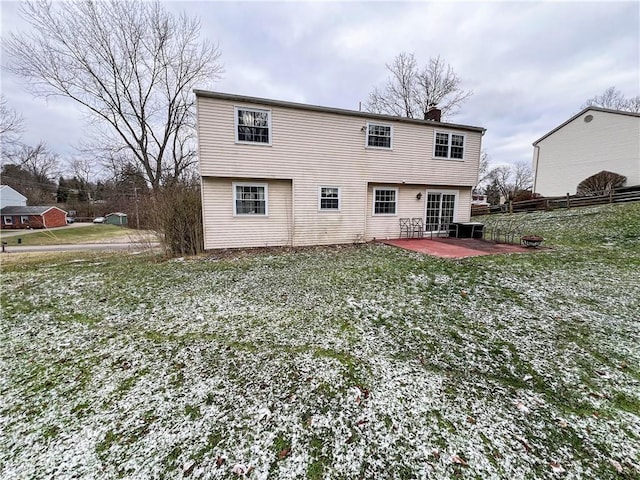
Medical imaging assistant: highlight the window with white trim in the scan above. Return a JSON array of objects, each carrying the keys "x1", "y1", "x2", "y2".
[
  {"x1": 3, "y1": 216, "x2": 13, "y2": 225},
  {"x1": 319, "y1": 186, "x2": 340, "y2": 211},
  {"x1": 366, "y1": 123, "x2": 393, "y2": 149},
  {"x1": 373, "y1": 188, "x2": 397, "y2": 215},
  {"x1": 434, "y1": 131, "x2": 465, "y2": 159},
  {"x1": 233, "y1": 183, "x2": 268, "y2": 216},
  {"x1": 20, "y1": 216, "x2": 29, "y2": 224},
  {"x1": 235, "y1": 107, "x2": 271, "y2": 144}
]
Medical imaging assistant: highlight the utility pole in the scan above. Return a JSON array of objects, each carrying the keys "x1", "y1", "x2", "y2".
[{"x1": 132, "y1": 180, "x2": 140, "y2": 230}]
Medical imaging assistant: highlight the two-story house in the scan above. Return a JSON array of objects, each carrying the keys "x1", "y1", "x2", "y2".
[
  {"x1": 532, "y1": 107, "x2": 640, "y2": 196},
  {"x1": 195, "y1": 91, "x2": 485, "y2": 249}
]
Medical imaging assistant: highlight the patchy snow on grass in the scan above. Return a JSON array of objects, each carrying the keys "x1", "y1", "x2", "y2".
[{"x1": 1, "y1": 203, "x2": 639, "y2": 479}]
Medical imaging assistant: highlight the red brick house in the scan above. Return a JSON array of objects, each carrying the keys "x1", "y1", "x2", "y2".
[{"x1": 0, "y1": 206, "x2": 68, "y2": 229}]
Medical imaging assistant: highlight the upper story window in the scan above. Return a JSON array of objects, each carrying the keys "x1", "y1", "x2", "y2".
[
  {"x1": 319, "y1": 186, "x2": 340, "y2": 211},
  {"x1": 233, "y1": 183, "x2": 268, "y2": 216},
  {"x1": 434, "y1": 131, "x2": 465, "y2": 159},
  {"x1": 366, "y1": 123, "x2": 393, "y2": 149},
  {"x1": 235, "y1": 107, "x2": 271, "y2": 145},
  {"x1": 373, "y1": 188, "x2": 398, "y2": 215}
]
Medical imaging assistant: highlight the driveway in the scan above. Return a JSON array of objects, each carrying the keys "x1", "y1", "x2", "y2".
[
  {"x1": 0, "y1": 222, "x2": 94, "y2": 238},
  {"x1": 2, "y1": 242, "x2": 161, "y2": 253}
]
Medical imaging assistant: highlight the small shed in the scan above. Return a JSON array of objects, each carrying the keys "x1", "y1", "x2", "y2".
[
  {"x1": 0, "y1": 205, "x2": 67, "y2": 229},
  {"x1": 105, "y1": 212, "x2": 128, "y2": 226}
]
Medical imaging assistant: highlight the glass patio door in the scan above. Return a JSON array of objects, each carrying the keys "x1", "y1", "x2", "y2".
[{"x1": 425, "y1": 191, "x2": 456, "y2": 233}]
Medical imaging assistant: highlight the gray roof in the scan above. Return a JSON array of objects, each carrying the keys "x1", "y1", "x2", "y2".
[
  {"x1": 0, "y1": 205, "x2": 66, "y2": 215},
  {"x1": 533, "y1": 107, "x2": 640, "y2": 146},
  {"x1": 194, "y1": 90, "x2": 486, "y2": 134}
]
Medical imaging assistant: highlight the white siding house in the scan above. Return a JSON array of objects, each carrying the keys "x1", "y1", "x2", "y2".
[
  {"x1": 532, "y1": 107, "x2": 640, "y2": 197},
  {"x1": 0, "y1": 185, "x2": 27, "y2": 209},
  {"x1": 196, "y1": 91, "x2": 485, "y2": 250}
]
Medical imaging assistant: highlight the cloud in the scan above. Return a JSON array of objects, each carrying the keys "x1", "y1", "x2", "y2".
[{"x1": 1, "y1": 0, "x2": 638, "y2": 173}]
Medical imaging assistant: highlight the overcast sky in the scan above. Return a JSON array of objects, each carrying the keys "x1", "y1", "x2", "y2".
[{"x1": 1, "y1": 0, "x2": 639, "y2": 174}]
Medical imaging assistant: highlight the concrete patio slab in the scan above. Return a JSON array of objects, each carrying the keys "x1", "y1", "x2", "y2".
[{"x1": 383, "y1": 237, "x2": 547, "y2": 259}]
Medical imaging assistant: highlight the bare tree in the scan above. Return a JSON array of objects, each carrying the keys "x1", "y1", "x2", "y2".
[
  {"x1": 475, "y1": 150, "x2": 491, "y2": 192},
  {"x1": 68, "y1": 157, "x2": 104, "y2": 201},
  {"x1": 581, "y1": 86, "x2": 640, "y2": 113},
  {"x1": 0, "y1": 95, "x2": 24, "y2": 157},
  {"x1": 487, "y1": 161, "x2": 533, "y2": 201},
  {"x1": 1, "y1": 142, "x2": 59, "y2": 204},
  {"x1": 365, "y1": 52, "x2": 472, "y2": 120},
  {"x1": 5, "y1": 0, "x2": 222, "y2": 190},
  {"x1": 11, "y1": 141, "x2": 60, "y2": 184}
]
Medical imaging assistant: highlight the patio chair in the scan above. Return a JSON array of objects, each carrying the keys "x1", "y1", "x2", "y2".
[
  {"x1": 492, "y1": 219, "x2": 509, "y2": 242},
  {"x1": 507, "y1": 222, "x2": 525, "y2": 244},
  {"x1": 430, "y1": 219, "x2": 450, "y2": 238},
  {"x1": 399, "y1": 218, "x2": 411, "y2": 238},
  {"x1": 411, "y1": 218, "x2": 424, "y2": 238}
]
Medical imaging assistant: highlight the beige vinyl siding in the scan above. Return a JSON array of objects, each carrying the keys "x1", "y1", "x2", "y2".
[
  {"x1": 456, "y1": 188, "x2": 472, "y2": 220},
  {"x1": 202, "y1": 177, "x2": 293, "y2": 249},
  {"x1": 534, "y1": 111, "x2": 640, "y2": 196},
  {"x1": 365, "y1": 185, "x2": 473, "y2": 241},
  {"x1": 292, "y1": 180, "x2": 367, "y2": 245},
  {"x1": 197, "y1": 97, "x2": 482, "y2": 187},
  {"x1": 197, "y1": 95, "x2": 482, "y2": 248}
]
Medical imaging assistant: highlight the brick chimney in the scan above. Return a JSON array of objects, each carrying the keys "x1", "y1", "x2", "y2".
[{"x1": 425, "y1": 106, "x2": 441, "y2": 122}]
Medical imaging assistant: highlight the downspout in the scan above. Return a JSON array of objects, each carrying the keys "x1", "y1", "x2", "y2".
[
  {"x1": 532, "y1": 144, "x2": 540, "y2": 194},
  {"x1": 290, "y1": 179, "x2": 295, "y2": 247},
  {"x1": 362, "y1": 182, "x2": 368, "y2": 242}
]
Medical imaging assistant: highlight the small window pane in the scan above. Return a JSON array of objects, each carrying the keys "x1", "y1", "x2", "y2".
[
  {"x1": 320, "y1": 187, "x2": 340, "y2": 210},
  {"x1": 435, "y1": 133, "x2": 449, "y2": 145},
  {"x1": 237, "y1": 109, "x2": 270, "y2": 144},
  {"x1": 367, "y1": 124, "x2": 392, "y2": 149},
  {"x1": 434, "y1": 144, "x2": 449, "y2": 157},
  {"x1": 434, "y1": 132, "x2": 464, "y2": 159},
  {"x1": 235, "y1": 185, "x2": 266, "y2": 215},
  {"x1": 451, "y1": 134, "x2": 464, "y2": 146},
  {"x1": 374, "y1": 189, "x2": 396, "y2": 215}
]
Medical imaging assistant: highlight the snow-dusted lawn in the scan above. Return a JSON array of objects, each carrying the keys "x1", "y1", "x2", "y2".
[{"x1": 1, "y1": 203, "x2": 639, "y2": 479}]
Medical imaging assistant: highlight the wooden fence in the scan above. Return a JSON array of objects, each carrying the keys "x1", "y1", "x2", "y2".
[{"x1": 472, "y1": 187, "x2": 640, "y2": 216}]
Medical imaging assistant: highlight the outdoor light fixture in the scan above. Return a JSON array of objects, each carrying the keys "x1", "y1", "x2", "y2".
[
  {"x1": 361, "y1": 126, "x2": 367, "y2": 132},
  {"x1": 416, "y1": 192, "x2": 423, "y2": 200}
]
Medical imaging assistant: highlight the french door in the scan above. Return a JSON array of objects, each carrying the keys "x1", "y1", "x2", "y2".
[{"x1": 425, "y1": 191, "x2": 456, "y2": 233}]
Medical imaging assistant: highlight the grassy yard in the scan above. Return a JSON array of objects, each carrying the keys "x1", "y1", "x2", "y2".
[
  {"x1": 0, "y1": 224, "x2": 152, "y2": 246},
  {"x1": 1, "y1": 203, "x2": 639, "y2": 479}
]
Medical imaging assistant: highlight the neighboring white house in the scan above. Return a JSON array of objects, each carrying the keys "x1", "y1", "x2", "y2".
[
  {"x1": 532, "y1": 107, "x2": 640, "y2": 197},
  {"x1": 196, "y1": 91, "x2": 485, "y2": 250},
  {"x1": 0, "y1": 185, "x2": 27, "y2": 209}
]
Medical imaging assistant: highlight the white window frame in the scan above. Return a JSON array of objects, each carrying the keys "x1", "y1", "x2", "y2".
[
  {"x1": 3, "y1": 216, "x2": 13, "y2": 225},
  {"x1": 365, "y1": 122, "x2": 393, "y2": 150},
  {"x1": 318, "y1": 186, "x2": 341, "y2": 212},
  {"x1": 20, "y1": 216, "x2": 29, "y2": 224},
  {"x1": 234, "y1": 106, "x2": 272, "y2": 146},
  {"x1": 372, "y1": 187, "x2": 399, "y2": 216},
  {"x1": 232, "y1": 182, "x2": 269, "y2": 216},
  {"x1": 433, "y1": 131, "x2": 465, "y2": 160}
]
